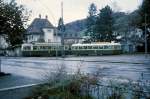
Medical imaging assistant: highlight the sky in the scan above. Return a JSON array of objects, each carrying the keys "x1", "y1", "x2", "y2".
[{"x1": 16, "y1": 0, "x2": 142, "y2": 26}]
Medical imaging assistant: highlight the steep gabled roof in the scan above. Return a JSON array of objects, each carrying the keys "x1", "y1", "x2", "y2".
[{"x1": 27, "y1": 18, "x2": 54, "y2": 34}]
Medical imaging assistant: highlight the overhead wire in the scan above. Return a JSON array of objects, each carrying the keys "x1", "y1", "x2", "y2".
[{"x1": 35, "y1": 0, "x2": 57, "y2": 26}]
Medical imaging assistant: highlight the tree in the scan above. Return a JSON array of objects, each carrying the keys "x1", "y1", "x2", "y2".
[
  {"x1": 58, "y1": 18, "x2": 65, "y2": 33},
  {"x1": 0, "y1": 0, "x2": 28, "y2": 74},
  {"x1": 86, "y1": 3, "x2": 97, "y2": 40},
  {"x1": 113, "y1": 12, "x2": 144, "y2": 44},
  {"x1": 139, "y1": 0, "x2": 150, "y2": 28},
  {"x1": 138, "y1": 0, "x2": 150, "y2": 52},
  {"x1": 57, "y1": 17, "x2": 65, "y2": 57},
  {"x1": 95, "y1": 5, "x2": 114, "y2": 42},
  {"x1": 0, "y1": 0, "x2": 28, "y2": 47},
  {"x1": 58, "y1": 17, "x2": 65, "y2": 44}
]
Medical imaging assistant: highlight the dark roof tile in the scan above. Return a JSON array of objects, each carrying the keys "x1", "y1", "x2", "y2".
[{"x1": 27, "y1": 18, "x2": 54, "y2": 34}]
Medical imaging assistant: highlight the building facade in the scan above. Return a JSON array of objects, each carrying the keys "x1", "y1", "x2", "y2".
[
  {"x1": 62, "y1": 32, "x2": 83, "y2": 45},
  {"x1": 25, "y1": 15, "x2": 61, "y2": 44}
]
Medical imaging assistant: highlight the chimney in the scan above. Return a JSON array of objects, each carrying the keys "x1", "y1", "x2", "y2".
[
  {"x1": 46, "y1": 15, "x2": 48, "y2": 19},
  {"x1": 39, "y1": 14, "x2": 41, "y2": 18}
]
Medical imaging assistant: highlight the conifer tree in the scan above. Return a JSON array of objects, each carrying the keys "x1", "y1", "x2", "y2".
[
  {"x1": 86, "y1": 3, "x2": 97, "y2": 41},
  {"x1": 95, "y1": 5, "x2": 114, "y2": 42}
]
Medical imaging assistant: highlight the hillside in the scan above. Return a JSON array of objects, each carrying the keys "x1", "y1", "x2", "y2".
[
  {"x1": 65, "y1": 19, "x2": 87, "y2": 35},
  {"x1": 64, "y1": 12, "x2": 126, "y2": 36}
]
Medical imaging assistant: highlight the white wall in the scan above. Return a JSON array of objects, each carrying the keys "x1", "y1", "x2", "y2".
[
  {"x1": 27, "y1": 35, "x2": 41, "y2": 43},
  {"x1": 43, "y1": 28, "x2": 61, "y2": 43},
  {"x1": 26, "y1": 28, "x2": 61, "y2": 43},
  {"x1": 6, "y1": 47, "x2": 21, "y2": 56},
  {"x1": 0, "y1": 35, "x2": 8, "y2": 49},
  {"x1": 54, "y1": 36, "x2": 61, "y2": 43}
]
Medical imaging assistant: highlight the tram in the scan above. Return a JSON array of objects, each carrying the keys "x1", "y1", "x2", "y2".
[
  {"x1": 21, "y1": 42, "x2": 122, "y2": 56},
  {"x1": 21, "y1": 43, "x2": 70, "y2": 56},
  {"x1": 71, "y1": 42, "x2": 122, "y2": 56}
]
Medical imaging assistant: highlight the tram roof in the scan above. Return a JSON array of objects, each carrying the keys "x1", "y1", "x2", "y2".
[
  {"x1": 22, "y1": 42, "x2": 61, "y2": 46},
  {"x1": 72, "y1": 42, "x2": 121, "y2": 46}
]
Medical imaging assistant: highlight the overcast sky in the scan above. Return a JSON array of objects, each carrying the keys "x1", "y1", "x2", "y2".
[{"x1": 16, "y1": 0, "x2": 142, "y2": 26}]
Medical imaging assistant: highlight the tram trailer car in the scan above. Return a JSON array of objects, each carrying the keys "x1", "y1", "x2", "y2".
[
  {"x1": 21, "y1": 43, "x2": 71, "y2": 57},
  {"x1": 21, "y1": 42, "x2": 122, "y2": 56},
  {"x1": 71, "y1": 42, "x2": 122, "y2": 56}
]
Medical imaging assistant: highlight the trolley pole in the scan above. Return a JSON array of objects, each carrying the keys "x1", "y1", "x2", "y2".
[{"x1": 144, "y1": 14, "x2": 148, "y2": 57}]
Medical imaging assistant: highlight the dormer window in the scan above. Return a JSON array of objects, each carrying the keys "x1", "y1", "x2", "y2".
[
  {"x1": 48, "y1": 39, "x2": 51, "y2": 42},
  {"x1": 48, "y1": 29, "x2": 52, "y2": 32}
]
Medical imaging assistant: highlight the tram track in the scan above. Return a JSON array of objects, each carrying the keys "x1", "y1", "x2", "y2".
[{"x1": 2, "y1": 58, "x2": 149, "y2": 65}]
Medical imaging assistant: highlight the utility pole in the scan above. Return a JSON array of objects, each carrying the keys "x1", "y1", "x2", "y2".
[
  {"x1": 55, "y1": 28, "x2": 58, "y2": 58},
  {"x1": 61, "y1": 1, "x2": 65, "y2": 57},
  {"x1": 144, "y1": 14, "x2": 148, "y2": 57},
  {"x1": 0, "y1": 57, "x2": 1, "y2": 72},
  {"x1": 61, "y1": 2, "x2": 63, "y2": 21}
]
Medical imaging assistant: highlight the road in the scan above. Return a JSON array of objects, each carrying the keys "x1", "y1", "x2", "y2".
[{"x1": 0, "y1": 54, "x2": 150, "y2": 89}]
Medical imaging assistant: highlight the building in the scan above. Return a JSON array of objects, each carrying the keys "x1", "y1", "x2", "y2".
[
  {"x1": 115, "y1": 28, "x2": 143, "y2": 53},
  {"x1": 57, "y1": 28, "x2": 83, "y2": 45},
  {"x1": 25, "y1": 15, "x2": 61, "y2": 44},
  {"x1": 0, "y1": 35, "x2": 8, "y2": 55},
  {"x1": 0, "y1": 35, "x2": 8, "y2": 49},
  {"x1": 0, "y1": 35, "x2": 21, "y2": 56},
  {"x1": 63, "y1": 32, "x2": 83, "y2": 45}
]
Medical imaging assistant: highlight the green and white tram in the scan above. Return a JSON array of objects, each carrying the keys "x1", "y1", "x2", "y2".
[
  {"x1": 71, "y1": 42, "x2": 122, "y2": 56},
  {"x1": 21, "y1": 43, "x2": 70, "y2": 56},
  {"x1": 21, "y1": 42, "x2": 122, "y2": 56}
]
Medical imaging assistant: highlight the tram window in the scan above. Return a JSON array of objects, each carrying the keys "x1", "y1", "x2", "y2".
[
  {"x1": 40, "y1": 46, "x2": 45, "y2": 50},
  {"x1": 88, "y1": 46, "x2": 92, "y2": 49},
  {"x1": 42, "y1": 46, "x2": 48, "y2": 49},
  {"x1": 99, "y1": 46, "x2": 103, "y2": 49},
  {"x1": 114, "y1": 45, "x2": 117, "y2": 49},
  {"x1": 57, "y1": 46, "x2": 61, "y2": 50},
  {"x1": 108, "y1": 46, "x2": 112, "y2": 49},
  {"x1": 75, "y1": 46, "x2": 78, "y2": 50},
  {"x1": 46, "y1": 46, "x2": 49, "y2": 49},
  {"x1": 53, "y1": 46, "x2": 56, "y2": 50},
  {"x1": 116, "y1": 46, "x2": 119, "y2": 49},
  {"x1": 54, "y1": 46, "x2": 57, "y2": 50},
  {"x1": 23, "y1": 46, "x2": 31, "y2": 50},
  {"x1": 71, "y1": 46, "x2": 74, "y2": 49},
  {"x1": 65, "y1": 46, "x2": 69, "y2": 50},
  {"x1": 40, "y1": 46, "x2": 43, "y2": 49},
  {"x1": 104, "y1": 45, "x2": 108, "y2": 49},
  {"x1": 79, "y1": 46, "x2": 83, "y2": 49},
  {"x1": 48, "y1": 46, "x2": 51, "y2": 49},
  {"x1": 93, "y1": 46, "x2": 98, "y2": 49},
  {"x1": 116, "y1": 46, "x2": 121, "y2": 49},
  {"x1": 57, "y1": 46, "x2": 60, "y2": 50},
  {"x1": 72, "y1": 46, "x2": 79, "y2": 50},
  {"x1": 43, "y1": 46, "x2": 45, "y2": 49},
  {"x1": 73, "y1": 47, "x2": 76, "y2": 50},
  {"x1": 83, "y1": 46, "x2": 87, "y2": 49},
  {"x1": 51, "y1": 46, "x2": 54, "y2": 50},
  {"x1": 112, "y1": 46, "x2": 114, "y2": 49},
  {"x1": 33, "y1": 46, "x2": 38, "y2": 50},
  {"x1": 39, "y1": 46, "x2": 42, "y2": 50}
]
